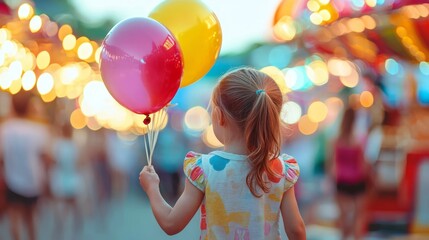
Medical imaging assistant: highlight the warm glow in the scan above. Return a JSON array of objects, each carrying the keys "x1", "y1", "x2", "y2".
[
  {"x1": 340, "y1": 68, "x2": 359, "y2": 88},
  {"x1": 81, "y1": 81, "x2": 107, "y2": 117},
  {"x1": 9, "y1": 78, "x2": 22, "y2": 95},
  {"x1": 308, "y1": 101, "x2": 328, "y2": 123},
  {"x1": 29, "y1": 15, "x2": 42, "y2": 33},
  {"x1": 307, "y1": 0, "x2": 320, "y2": 12},
  {"x1": 360, "y1": 91, "x2": 374, "y2": 108},
  {"x1": 36, "y1": 51, "x2": 50, "y2": 70},
  {"x1": 77, "y1": 42, "x2": 93, "y2": 60},
  {"x1": 22, "y1": 52, "x2": 35, "y2": 71},
  {"x1": 63, "y1": 34, "x2": 76, "y2": 51},
  {"x1": 18, "y1": 3, "x2": 34, "y2": 20},
  {"x1": 260, "y1": 66, "x2": 288, "y2": 95},
  {"x1": 327, "y1": 58, "x2": 353, "y2": 77},
  {"x1": 310, "y1": 13, "x2": 323, "y2": 25},
  {"x1": 95, "y1": 47, "x2": 102, "y2": 64},
  {"x1": 87, "y1": 117, "x2": 102, "y2": 131},
  {"x1": 417, "y1": 5, "x2": 429, "y2": 18},
  {"x1": 58, "y1": 24, "x2": 73, "y2": 41},
  {"x1": 22, "y1": 70, "x2": 36, "y2": 91},
  {"x1": 0, "y1": 28, "x2": 11, "y2": 44},
  {"x1": 281, "y1": 101, "x2": 302, "y2": 124},
  {"x1": 284, "y1": 69, "x2": 298, "y2": 89},
  {"x1": 0, "y1": 67, "x2": 11, "y2": 90},
  {"x1": 273, "y1": 16, "x2": 296, "y2": 41},
  {"x1": 184, "y1": 106, "x2": 210, "y2": 131},
  {"x1": 365, "y1": 0, "x2": 377, "y2": 8},
  {"x1": 361, "y1": 15, "x2": 376, "y2": 30},
  {"x1": 37, "y1": 72, "x2": 54, "y2": 95},
  {"x1": 41, "y1": 90, "x2": 56, "y2": 103},
  {"x1": 319, "y1": 10, "x2": 331, "y2": 21},
  {"x1": 70, "y1": 108, "x2": 87, "y2": 129},
  {"x1": 306, "y1": 60, "x2": 329, "y2": 86},
  {"x1": 298, "y1": 115, "x2": 318, "y2": 135},
  {"x1": 348, "y1": 18, "x2": 365, "y2": 33},
  {"x1": 0, "y1": 51, "x2": 4, "y2": 67},
  {"x1": 3, "y1": 40, "x2": 18, "y2": 57},
  {"x1": 9, "y1": 60, "x2": 23, "y2": 81},
  {"x1": 60, "y1": 65, "x2": 80, "y2": 85},
  {"x1": 202, "y1": 124, "x2": 223, "y2": 148}
]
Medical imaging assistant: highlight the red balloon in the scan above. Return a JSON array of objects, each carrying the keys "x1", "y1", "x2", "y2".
[{"x1": 100, "y1": 17, "x2": 183, "y2": 115}]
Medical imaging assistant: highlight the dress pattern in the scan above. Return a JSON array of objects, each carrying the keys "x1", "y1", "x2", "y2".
[{"x1": 183, "y1": 151, "x2": 300, "y2": 240}]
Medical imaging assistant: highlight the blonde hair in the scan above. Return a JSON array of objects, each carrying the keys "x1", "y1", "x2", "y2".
[{"x1": 211, "y1": 67, "x2": 283, "y2": 197}]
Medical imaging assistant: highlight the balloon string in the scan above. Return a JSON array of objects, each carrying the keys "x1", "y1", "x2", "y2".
[
  {"x1": 148, "y1": 113, "x2": 154, "y2": 165},
  {"x1": 143, "y1": 133, "x2": 151, "y2": 166},
  {"x1": 149, "y1": 108, "x2": 164, "y2": 163},
  {"x1": 143, "y1": 106, "x2": 169, "y2": 166}
]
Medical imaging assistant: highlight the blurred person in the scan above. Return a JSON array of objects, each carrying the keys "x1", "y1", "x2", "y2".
[
  {"x1": 152, "y1": 127, "x2": 188, "y2": 204},
  {"x1": 0, "y1": 91, "x2": 52, "y2": 240},
  {"x1": 140, "y1": 68, "x2": 306, "y2": 239},
  {"x1": 84, "y1": 129, "x2": 111, "y2": 226},
  {"x1": 106, "y1": 130, "x2": 139, "y2": 201},
  {"x1": 330, "y1": 107, "x2": 371, "y2": 240},
  {"x1": 49, "y1": 123, "x2": 82, "y2": 240}
]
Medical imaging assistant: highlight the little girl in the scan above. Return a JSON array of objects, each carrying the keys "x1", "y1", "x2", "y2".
[{"x1": 140, "y1": 67, "x2": 306, "y2": 239}]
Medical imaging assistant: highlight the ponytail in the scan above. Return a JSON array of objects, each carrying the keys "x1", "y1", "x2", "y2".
[{"x1": 212, "y1": 68, "x2": 283, "y2": 197}]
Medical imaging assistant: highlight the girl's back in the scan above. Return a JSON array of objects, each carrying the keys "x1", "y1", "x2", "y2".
[{"x1": 185, "y1": 151, "x2": 299, "y2": 239}]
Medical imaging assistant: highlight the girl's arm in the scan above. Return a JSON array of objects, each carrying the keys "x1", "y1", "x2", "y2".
[
  {"x1": 280, "y1": 187, "x2": 306, "y2": 240},
  {"x1": 140, "y1": 165, "x2": 204, "y2": 235}
]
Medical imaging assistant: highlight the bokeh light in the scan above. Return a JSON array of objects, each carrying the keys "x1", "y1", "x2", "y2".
[
  {"x1": 419, "y1": 61, "x2": 429, "y2": 75},
  {"x1": 36, "y1": 50, "x2": 50, "y2": 70},
  {"x1": 63, "y1": 34, "x2": 76, "y2": 51},
  {"x1": 308, "y1": 101, "x2": 328, "y2": 123},
  {"x1": 281, "y1": 101, "x2": 302, "y2": 124},
  {"x1": 29, "y1": 15, "x2": 42, "y2": 33},
  {"x1": 70, "y1": 108, "x2": 87, "y2": 129},
  {"x1": 77, "y1": 42, "x2": 93, "y2": 60},
  {"x1": 184, "y1": 106, "x2": 210, "y2": 131},
  {"x1": 18, "y1": 3, "x2": 34, "y2": 20},
  {"x1": 58, "y1": 24, "x2": 73, "y2": 41},
  {"x1": 273, "y1": 16, "x2": 296, "y2": 41},
  {"x1": 9, "y1": 60, "x2": 22, "y2": 81},
  {"x1": 298, "y1": 115, "x2": 318, "y2": 135},
  {"x1": 306, "y1": 60, "x2": 329, "y2": 86},
  {"x1": 37, "y1": 72, "x2": 54, "y2": 95},
  {"x1": 21, "y1": 70, "x2": 36, "y2": 91},
  {"x1": 202, "y1": 124, "x2": 223, "y2": 148},
  {"x1": 360, "y1": 90, "x2": 374, "y2": 108}
]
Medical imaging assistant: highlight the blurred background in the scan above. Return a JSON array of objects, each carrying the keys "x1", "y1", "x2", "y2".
[{"x1": 0, "y1": 0, "x2": 429, "y2": 239}]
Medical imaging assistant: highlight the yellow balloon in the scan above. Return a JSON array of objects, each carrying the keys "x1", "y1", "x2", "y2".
[{"x1": 149, "y1": 0, "x2": 222, "y2": 87}]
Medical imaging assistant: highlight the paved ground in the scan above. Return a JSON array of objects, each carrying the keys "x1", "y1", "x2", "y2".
[{"x1": 0, "y1": 180, "x2": 425, "y2": 240}]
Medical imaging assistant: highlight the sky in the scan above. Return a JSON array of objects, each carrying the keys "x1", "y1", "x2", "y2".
[{"x1": 70, "y1": 0, "x2": 281, "y2": 55}]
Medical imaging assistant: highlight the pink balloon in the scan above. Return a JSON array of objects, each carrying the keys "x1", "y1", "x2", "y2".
[{"x1": 100, "y1": 17, "x2": 183, "y2": 115}]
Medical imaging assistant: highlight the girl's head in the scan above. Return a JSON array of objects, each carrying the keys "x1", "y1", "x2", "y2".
[{"x1": 211, "y1": 67, "x2": 283, "y2": 197}]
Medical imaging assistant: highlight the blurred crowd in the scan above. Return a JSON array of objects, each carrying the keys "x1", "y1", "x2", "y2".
[{"x1": 0, "y1": 91, "x2": 202, "y2": 240}]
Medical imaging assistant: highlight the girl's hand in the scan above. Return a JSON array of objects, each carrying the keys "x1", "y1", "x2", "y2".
[{"x1": 139, "y1": 165, "x2": 160, "y2": 194}]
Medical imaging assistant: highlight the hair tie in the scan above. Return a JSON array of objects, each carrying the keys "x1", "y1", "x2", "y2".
[{"x1": 256, "y1": 89, "x2": 265, "y2": 95}]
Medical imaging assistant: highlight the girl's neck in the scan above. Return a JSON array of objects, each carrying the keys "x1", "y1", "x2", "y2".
[{"x1": 223, "y1": 140, "x2": 247, "y2": 155}]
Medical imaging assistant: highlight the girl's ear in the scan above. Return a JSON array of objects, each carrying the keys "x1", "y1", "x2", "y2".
[{"x1": 214, "y1": 107, "x2": 225, "y2": 126}]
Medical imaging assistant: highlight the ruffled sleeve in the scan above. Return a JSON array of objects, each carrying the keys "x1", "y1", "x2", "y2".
[
  {"x1": 280, "y1": 154, "x2": 300, "y2": 192},
  {"x1": 183, "y1": 151, "x2": 205, "y2": 192}
]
